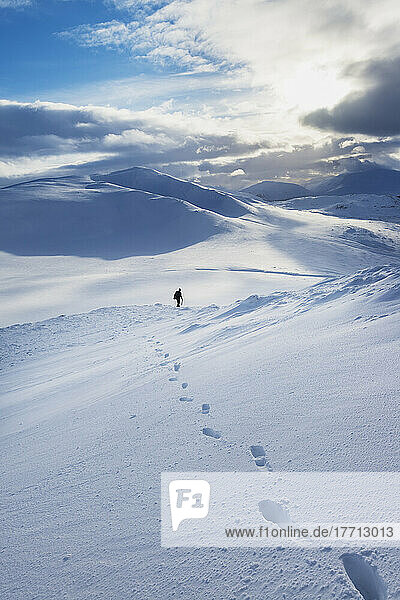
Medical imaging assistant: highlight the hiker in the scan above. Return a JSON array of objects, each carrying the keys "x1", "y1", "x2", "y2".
[{"x1": 173, "y1": 288, "x2": 183, "y2": 307}]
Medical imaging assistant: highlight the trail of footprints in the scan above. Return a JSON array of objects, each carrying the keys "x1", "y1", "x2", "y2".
[
  {"x1": 140, "y1": 341, "x2": 392, "y2": 591},
  {"x1": 147, "y1": 338, "x2": 272, "y2": 469}
]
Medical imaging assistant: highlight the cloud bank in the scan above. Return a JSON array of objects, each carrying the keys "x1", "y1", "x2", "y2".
[
  {"x1": 2, "y1": 98, "x2": 399, "y2": 190},
  {"x1": 303, "y1": 56, "x2": 400, "y2": 136},
  {"x1": 1, "y1": 0, "x2": 400, "y2": 186}
]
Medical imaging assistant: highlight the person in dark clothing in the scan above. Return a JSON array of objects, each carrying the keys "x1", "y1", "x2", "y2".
[{"x1": 173, "y1": 288, "x2": 183, "y2": 307}]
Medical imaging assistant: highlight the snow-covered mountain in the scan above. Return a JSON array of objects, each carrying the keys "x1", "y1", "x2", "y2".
[
  {"x1": 92, "y1": 166, "x2": 247, "y2": 217},
  {"x1": 240, "y1": 166, "x2": 400, "y2": 200},
  {"x1": 311, "y1": 166, "x2": 400, "y2": 196},
  {"x1": 241, "y1": 179, "x2": 310, "y2": 200},
  {"x1": 0, "y1": 176, "x2": 227, "y2": 259},
  {"x1": 1, "y1": 166, "x2": 400, "y2": 600}
]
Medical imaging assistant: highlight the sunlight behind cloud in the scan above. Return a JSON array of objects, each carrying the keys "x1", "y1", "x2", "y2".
[
  {"x1": 1, "y1": 0, "x2": 400, "y2": 186},
  {"x1": 281, "y1": 64, "x2": 354, "y2": 112}
]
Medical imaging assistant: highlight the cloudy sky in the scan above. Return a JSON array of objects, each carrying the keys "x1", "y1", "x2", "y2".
[{"x1": 1, "y1": 0, "x2": 400, "y2": 188}]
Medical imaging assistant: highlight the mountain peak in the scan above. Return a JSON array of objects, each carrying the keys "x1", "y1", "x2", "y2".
[
  {"x1": 91, "y1": 166, "x2": 247, "y2": 217},
  {"x1": 241, "y1": 180, "x2": 310, "y2": 201},
  {"x1": 312, "y1": 166, "x2": 400, "y2": 195}
]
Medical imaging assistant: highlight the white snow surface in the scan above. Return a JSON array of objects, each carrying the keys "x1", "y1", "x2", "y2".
[
  {"x1": 1, "y1": 167, "x2": 399, "y2": 599},
  {"x1": 275, "y1": 193, "x2": 400, "y2": 222}
]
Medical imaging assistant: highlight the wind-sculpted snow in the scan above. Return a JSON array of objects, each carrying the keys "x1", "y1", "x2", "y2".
[
  {"x1": 92, "y1": 166, "x2": 248, "y2": 217},
  {"x1": 216, "y1": 266, "x2": 399, "y2": 315},
  {"x1": 175, "y1": 266, "x2": 400, "y2": 352},
  {"x1": 0, "y1": 177, "x2": 226, "y2": 259}
]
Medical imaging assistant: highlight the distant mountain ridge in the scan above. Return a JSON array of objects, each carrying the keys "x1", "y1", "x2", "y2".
[
  {"x1": 241, "y1": 180, "x2": 310, "y2": 201},
  {"x1": 240, "y1": 166, "x2": 400, "y2": 200},
  {"x1": 3, "y1": 165, "x2": 400, "y2": 201},
  {"x1": 311, "y1": 166, "x2": 400, "y2": 196}
]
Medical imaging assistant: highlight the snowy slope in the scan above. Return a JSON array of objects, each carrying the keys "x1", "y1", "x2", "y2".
[
  {"x1": 0, "y1": 176, "x2": 226, "y2": 259},
  {"x1": 241, "y1": 179, "x2": 310, "y2": 200},
  {"x1": 92, "y1": 166, "x2": 248, "y2": 217},
  {"x1": 312, "y1": 166, "x2": 400, "y2": 196},
  {"x1": 1, "y1": 265, "x2": 399, "y2": 599},
  {"x1": 274, "y1": 193, "x2": 400, "y2": 222}
]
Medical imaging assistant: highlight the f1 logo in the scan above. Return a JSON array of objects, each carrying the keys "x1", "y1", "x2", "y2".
[{"x1": 169, "y1": 480, "x2": 211, "y2": 531}]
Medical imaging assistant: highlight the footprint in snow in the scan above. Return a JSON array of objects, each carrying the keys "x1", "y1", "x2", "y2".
[
  {"x1": 164, "y1": 353, "x2": 169, "y2": 358},
  {"x1": 181, "y1": 382, "x2": 188, "y2": 389},
  {"x1": 203, "y1": 427, "x2": 221, "y2": 439},
  {"x1": 174, "y1": 362, "x2": 181, "y2": 372},
  {"x1": 201, "y1": 403, "x2": 210, "y2": 414},
  {"x1": 341, "y1": 553, "x2": 387, "y2": 600},
  {"x1": 258, "y1": 499, "x2": 291, "y2": 526},
  {"x1": 179, "y1": 396, "x2": 193, "y2": 402},
  {"x1": 250, "y1": 445, "x2": 272, "y2": 470},
  {"x1": 169, "y1": 377, "x2": 178, "y2": 382}
]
